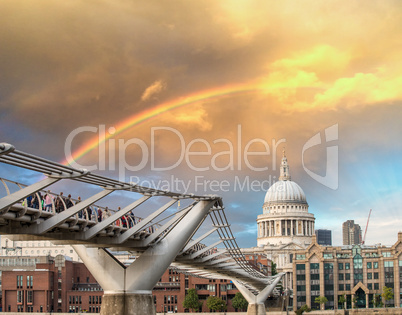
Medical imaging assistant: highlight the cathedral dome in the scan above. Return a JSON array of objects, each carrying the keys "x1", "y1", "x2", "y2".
[
  {"x1": 264, "y1": 180, "x2": 307, "y2": 204},
  {"x1": 263, "y1": 150, "x2": 307, "y2": 205}
]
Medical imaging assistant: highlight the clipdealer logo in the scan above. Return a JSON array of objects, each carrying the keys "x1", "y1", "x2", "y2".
[
  {"x1": 65, "y1": 124, "x2": 286, "y2": 176},
  {"x1": 64, "y1": 124, "x2": 339, "y2": 192},
  {"x1": 302, "y1": 124, "x2": 338, "y2": 190}
]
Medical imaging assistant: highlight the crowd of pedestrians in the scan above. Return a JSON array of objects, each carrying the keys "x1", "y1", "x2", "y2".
[{"x1": 22, "y1": 191, "x2": 140, "y2": 228}]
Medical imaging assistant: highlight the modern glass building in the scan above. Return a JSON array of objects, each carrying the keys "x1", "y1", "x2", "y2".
[{"x1": 315, "y1": 229, "x2": 332, "y2": 246}]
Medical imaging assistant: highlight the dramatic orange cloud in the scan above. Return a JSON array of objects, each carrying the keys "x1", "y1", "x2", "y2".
[{"x1": 1, "y1": 0, "x2": 402, "y2": 246}]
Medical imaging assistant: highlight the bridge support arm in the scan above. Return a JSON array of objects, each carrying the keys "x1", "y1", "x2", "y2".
[
  {"x1": 125, "y1": 200, "x2": 216, "y2": 291},
  {"x1": 72, "y1": 246, "x2": 125, "y2": 293},
  {"x1": 232, "y1": 273, "x2": 284, "y2": 315},
  {"x1": 73, "y1": 200, "x2": 216, "y2": 315}
]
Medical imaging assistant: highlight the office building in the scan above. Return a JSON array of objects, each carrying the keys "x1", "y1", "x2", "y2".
[
  {"x1": 315, "y1": 229, "x2": 332, "y2": 246},
  {"x1": 342, "y1": 220, "x2": 362, "y2": 245},
  {"x1": 293, "y1": 232, "x2": 402, "y2": 310}
]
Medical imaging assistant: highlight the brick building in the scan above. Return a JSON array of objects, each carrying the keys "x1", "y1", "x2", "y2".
[
  {"x1": 153, "y1": 270, "x2": 236, "y2": 313},
  {"x1": 0, "y1": 255, "x2": 53, "y2": 311},
  {"x1": 2, "y1": 255, "x2": 103, "y2": 313},
  {"x1": 153, "y1": 253, "x2": 271, "y2": 313},
  {"x1": 293, "y1": 232, "x2": 402, "y2": 310}
]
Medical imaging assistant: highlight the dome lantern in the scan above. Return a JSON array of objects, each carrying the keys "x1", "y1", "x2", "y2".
[{"x1": 279, "y1": 149, "x2": 291, "y2": 181}]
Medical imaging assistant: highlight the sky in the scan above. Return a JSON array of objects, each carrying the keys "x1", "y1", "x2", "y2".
[{"x1": 1, "y1": 0, "x2": 402, "y2": 248}]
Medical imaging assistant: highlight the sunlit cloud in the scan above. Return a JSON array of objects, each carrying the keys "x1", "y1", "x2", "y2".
[
  {"x1": 141, "y1": 80, "x2": 167, "y2": 102},
  {"x1": 1, "y1": 0, "x2": 402, "y2": 247}
]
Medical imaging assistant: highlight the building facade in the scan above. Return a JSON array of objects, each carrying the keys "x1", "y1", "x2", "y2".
[
  {"x1": 0, "y1": 256, "x2": 53, "y2": 312},
  {"x1": 1, "y1": 237, "x2": 80, "y2": 262},
  {"x1": 255, "y1": 151, "x2": 316, "y2": 289},
  {"x1": 2, "y1": 255, "x2": 103, "y2": 313},
  {"x1": 342, "y1": 220, "x2": 362, "y2": 245},
  {"x1": 315, "y1": 229, "x2": 332, "y2": 246},
  {"x1": 293, "y1": 232, "x2": 402, "y2": 310}
]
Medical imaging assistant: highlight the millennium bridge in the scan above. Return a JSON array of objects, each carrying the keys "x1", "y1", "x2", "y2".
[{"x1": 0, "y1": 143, "x2": 283, "y2": 315}]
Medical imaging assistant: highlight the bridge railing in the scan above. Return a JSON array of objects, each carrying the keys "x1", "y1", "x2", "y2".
[{"x1": 0, "y1": 175, "x2": 165, "y2": 236}]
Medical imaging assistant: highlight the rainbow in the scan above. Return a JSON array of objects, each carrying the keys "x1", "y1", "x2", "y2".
[{"x1": 64, "y1": 82, "x2": 263, "y2": 165}]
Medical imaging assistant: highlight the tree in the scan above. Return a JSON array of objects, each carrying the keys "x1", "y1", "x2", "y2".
[
  {"x1": 382, "y1": 286, "x2": 394, "y2": 307},
  {"x1": 232, "y1": 292, "x2": 248, "y2": 311},
  {"x1": 314, "y1": 296, "x2": 328, "y2": 310},
  {"x1": 338, "y1": 295, "x2": 346, "y2": 309},
  {"x1": 183, "y1": 288, "x2": 202, "y2": 312},
  {"x1": 295, "y1": 304, "x2": 311, "y2": 315},
  {"x1": 271, "y1": 261, "x2": 277, "y2": 275},
  {"x1": 206, "y1": 296, "x2": 226, "y2": 312},
  {"x1": 372, "y1": 294, "x2": 382, "y2": 308}
]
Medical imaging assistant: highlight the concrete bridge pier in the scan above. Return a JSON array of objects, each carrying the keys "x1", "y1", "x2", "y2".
[
  {"x1": 73, "y1": 200, "x2": 216, "y2": 315},
  {"x1": 233, "y1": 273, "x2": 284, "y2": 315}
]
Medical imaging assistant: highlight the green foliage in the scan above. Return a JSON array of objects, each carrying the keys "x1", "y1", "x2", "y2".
[
  {"x1": 338, "y1": 295, "x2": 346, "y2": 309},
  {"x1": 183, "y1": 288, "x2": 202, "y2": 312},
  {"x1": 295, "y1": 304, "x2": 311, "y2": 315},
  {"x1": 271, "y1": 261, "x2": 277, "y2": 275},
  {"x1": 231, "y1": 292, "x2": 248, "y2": 311},
  {"x1": 382, "y1": 286, "x2": 394, "y2": 307},
  {"x1": 314, "y1": 296, "x2": 328, "y2": 310},
  {"x1": 372, "y1": 294, "x2": 382, "y2": 308},
  {"x1": 206, "y1": 296, "x2": 226, "y2": 311}
]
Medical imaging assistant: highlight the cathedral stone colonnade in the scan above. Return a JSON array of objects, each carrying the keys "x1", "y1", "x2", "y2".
[{"x1": 258, "y1": 218, "x2": 315, "y2": 238}]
